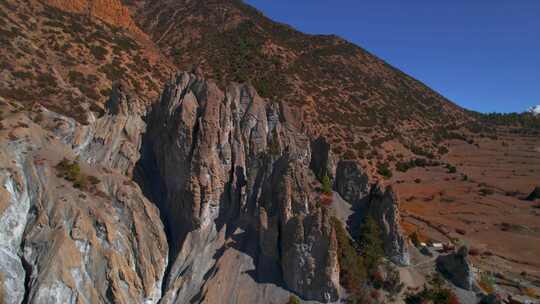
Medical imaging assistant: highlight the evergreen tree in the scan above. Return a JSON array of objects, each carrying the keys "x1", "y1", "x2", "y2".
[
  {"x1": 321, "y1": 174, "x2": 332, "y2": 194},
  {"x1": 358, "y1": 216, "x2": 384, "y2": 271}
]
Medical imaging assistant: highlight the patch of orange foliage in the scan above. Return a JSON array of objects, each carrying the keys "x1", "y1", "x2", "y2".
[{"x1": 320, "y1": 193, "x2": 333, "y2": 206}]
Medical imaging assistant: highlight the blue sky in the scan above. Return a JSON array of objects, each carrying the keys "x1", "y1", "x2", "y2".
[{"x1": 245, "y1": 1, "x2": 540, "y2": 113}]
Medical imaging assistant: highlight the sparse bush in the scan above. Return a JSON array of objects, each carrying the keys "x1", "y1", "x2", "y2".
[
  {"x1": 68, "y1": 70, "x2": 85, "y2": 83},
  {"x1": 98, "y1": 63, "x2": 126, "y2": 81},
  {"x1": 287, "y1": 295, "x2": 300, "y2": 304},
  {"x1": 0, "y1": 87, "x2": 33, "y2": 101},
  {"x1": 55, "y1": 158, "x2": 99, "y2": 192},
  {"x1": 479, "y1": 188, "x2": 494, "y2": 196},
  {"x1": 405, "y1": 274, "x2": 460, "y2": 304},
  {"x1": 90, "y1": 45, "x2": 108, "y2": 60},
  {"x1": 478, "y1": 273, "x2": 495, "y2": 294},
  {"x1": 438, "y1": 146, "x2": 449, "y2": 155},
  {"x1": 321, "y1": 174, "x2": 332, "y2": 194},
  {"x1": 382, "y1": 263, "x2": 404, "y2": 297},
  {"x1": 12, "y1": 70, "x2": 33, "y2": 80},
  {"x1": 377, "y1": 162, "x2": 392, "y2": 179},
  {"x1": 409, "y1": 144, "x2": 435, "y2": 159},
  {"x1": 113, "y1": 34, "x2": 139, "y2": 52},
  {"x1": 100, "y1": 88, "x2": 112, "y2": 97}
]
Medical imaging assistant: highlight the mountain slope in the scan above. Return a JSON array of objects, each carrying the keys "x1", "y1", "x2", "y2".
[
  {"x1": 125, "y1": 0, "x2": 470, "y2": 160},
  {"x1": 0, "y1": 0, "x2": 173, "y2": 123}
]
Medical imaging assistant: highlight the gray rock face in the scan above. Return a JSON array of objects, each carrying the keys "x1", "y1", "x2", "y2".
[
  {"x1": 436, "y1": 246, "x2": 475, "y2": 290},
  {"x1": 334, "y1": 160, "x2": 370, "y2": 206},
  {"x1": 368, "y1": 185, "x2": 410, "y2": 266},
  {"x1": 333, "y1": 160, "x2": 409, "y2": 266},
  {"x1": 0, "y1": 93, "x2": 167, "y2": 303},
  {"x1": 137, "y1": 72, "x2": 340, "y2": 303},
  {"x1": 310, "y1": 137, "x2": 337, "y2": 180}
]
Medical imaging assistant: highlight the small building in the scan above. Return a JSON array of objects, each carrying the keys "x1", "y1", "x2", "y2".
[{"x1": 431, "y1": 243, "x2": 443, "y2": 249}]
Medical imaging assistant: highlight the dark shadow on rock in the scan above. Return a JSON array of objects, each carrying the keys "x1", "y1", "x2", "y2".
[
  {"x1": 228, "y1": 228, "x2": 286, "y2": 288},
  {"x1": 346, "y1": 194, "x2": 371, "y2": 239}
]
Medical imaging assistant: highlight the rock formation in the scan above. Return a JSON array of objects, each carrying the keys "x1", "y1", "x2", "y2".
[
  {"x1": 368, "y1": 185, "x2": 410, "y2": 266},
  {"x1": 333, "y1": 160, "x2": 409, "y2": 266},
  {"x1": 526, "y1": 186, "x2": 540, "y2": 201},
  {"x1": 0, "y1": 70, "x2": 414, "y2": 303},
  {"x1": 436, "y1": 246, "x2": 475, "y2": 290},
  {"x1": 310, "y1": 137, "x2": 337, "y2": 180},
  {"x1": 136, "y1": 72, "x2": 340, "y2": 303},
  {"x1": 0, "y1": 85, "x2": 167, "y2": 303},
  {"x1": 334, "y1": 160, "x2": 370, "y2": 206}
]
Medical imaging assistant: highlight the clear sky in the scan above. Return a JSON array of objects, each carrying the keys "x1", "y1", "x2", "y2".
[{"x1": 244, "y1": 0, "x2": 540, "y2": 113}]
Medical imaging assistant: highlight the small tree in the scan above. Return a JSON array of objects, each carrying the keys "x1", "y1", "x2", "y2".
[
  {"x1": 358, "y1": 216, "x2": 384, "y2": 272},
  {"x1": 287, "y1": 295, "x2": 301, "y2": 304},
  {"x1": 331, "y1": 217, "x2": 367, "y2": 300},
  {"x1": 321, "y1": 174, "x2": 332, "y2": 194}
]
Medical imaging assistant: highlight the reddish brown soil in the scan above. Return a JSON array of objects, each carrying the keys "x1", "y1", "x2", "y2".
[{"x1": 394, "y1": 134, "x2": 540, "y2": 277}]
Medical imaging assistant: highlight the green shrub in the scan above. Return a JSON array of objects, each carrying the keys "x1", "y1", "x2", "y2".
[
  {"x1": 55, "y1": 158, "x2": 99, "y2": 192},
  {"x1": 100, "y1": 88, "x2": 112, "y2": 97},
  {"x1": 377, "y1": 162, "x2": 392, "y2": 179},
  {"x1": 12, "y1": 70, "x2": 33, "y2": 80},
  {"x1": 321, "y1": 174, "x2": 332, "y2": 194},
  {"x1": 405, "y1": 274, "x2": 459, "y2": 304},
  {"x1": 68, "y1": 70, "x2": 85, "y2": 83},
  {"x1": 479, "y1": 188, "x2": 494, "y2": 196},
  {"x1": 112, "y1": 35, "x2": 139, "y2": 53},
  {"x1": 0, "y1": 87, "x2": 34, "y2": 101},
  {"x1": 438, "y1": 146, "x2": 449, "y2": 155},
  {"x1": 409, "y1": 144, "x2": 434, "y2": 159},
  {"x1": 287, "y1": 295, "x2": 300, "y2": 304},
  {"x1": 36, "y1": 73, "x2": 57, "y2": 89},
  {"x1": 90, "y1": 45, "x2": 108, "y2": 60},
  {"x1": 98, "y1": 63, "x2": 126, "y2": 81}
]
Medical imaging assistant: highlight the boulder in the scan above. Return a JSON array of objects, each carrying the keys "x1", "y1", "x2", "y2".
[
  {"x1": 526, "y1": 187, "x2": 540, "y2": 201},
  {"x1": 436, "y1": 246, "x2": 475, "y2": 290}
]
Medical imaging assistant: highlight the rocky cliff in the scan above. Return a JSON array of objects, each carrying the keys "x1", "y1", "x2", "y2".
[
  {"x1": 0, "y1": 86, "x2": 167, "y2": 303},
  {"x1": 0, "y1": 70, "x2": 413, "y2": 303},
  {"x1": 137, "y1": 72, "x2": 341, "y2": 303}
]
